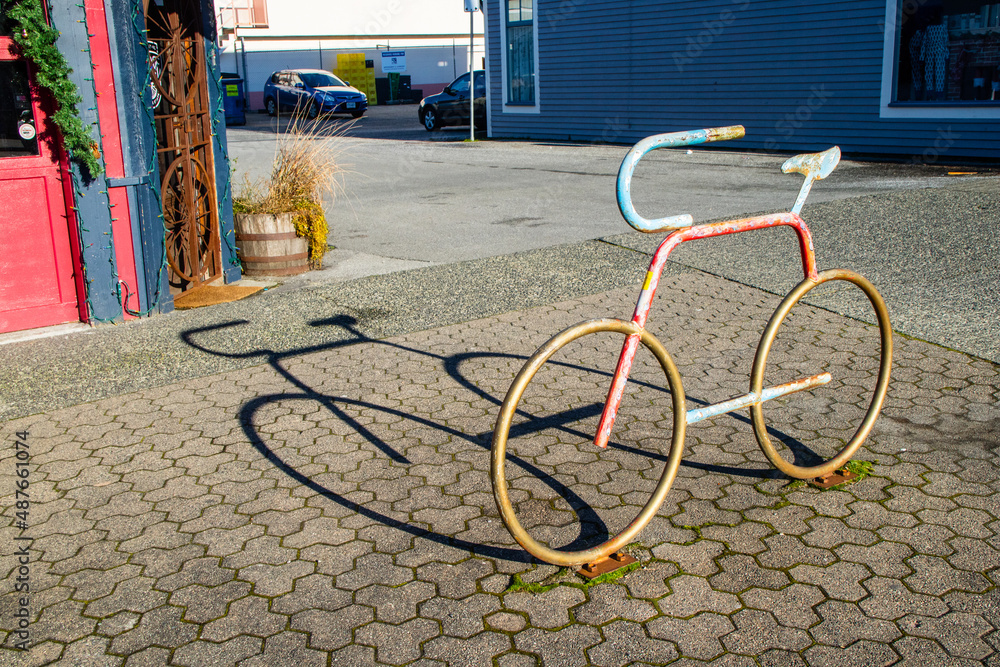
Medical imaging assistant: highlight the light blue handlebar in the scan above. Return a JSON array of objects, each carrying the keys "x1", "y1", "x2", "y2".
[{"x1": 616, "y1": 125, "x2": 746, "y2": 233}]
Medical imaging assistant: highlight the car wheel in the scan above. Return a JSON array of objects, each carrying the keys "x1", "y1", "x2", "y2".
[
  {"x1": 350, "y1": 109, "x2": 365, "y2": 118},
  {"x1": 306, "y1": 101, "x2": 320, "y2": 120},
  {"x1": 265, "y1": 97, "x2": 277, "y2": 116},
  {"x1": 422, "y1": 107, "x2": 439, "y2": 131}
]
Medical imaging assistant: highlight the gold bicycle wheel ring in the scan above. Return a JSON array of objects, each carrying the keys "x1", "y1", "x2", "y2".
[
  {"x1": 750, "y1": 269, "x2": 893, "y2": 480},
  {"x1": 490, "y1": 319, "x2": 687, "y2": 567}
]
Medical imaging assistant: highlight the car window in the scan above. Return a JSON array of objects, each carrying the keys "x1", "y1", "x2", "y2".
[
  {"x1": 278, "y1": 73, "x2": 291, "y2": 86},
  {"x1": 450, "y1": 73, "x2": 470, "y2": 94},
  {"x1": 300, "y1": 72, "x2": 345, "y2": 88},
  {"x1": 473, "y1": 71, "x2": 485, "y2": 96},
  {"x1": 290, "y1": 74, "x2": 303, "y2": 87},
  {"x1": 270, "y1": 72, "x2": 280, "y2": 84}
]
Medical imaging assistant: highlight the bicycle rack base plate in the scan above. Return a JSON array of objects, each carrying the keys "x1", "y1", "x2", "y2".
[
  {"x1": 577, "y1": 551, "x2": 637, "y2": 579},
  {"x1": 808, "y1": 468, "x2": 859, "y2": 489}
]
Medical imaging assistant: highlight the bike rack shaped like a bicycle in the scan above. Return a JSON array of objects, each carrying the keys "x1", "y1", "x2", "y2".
[{"x1": 491, "y1": 125, "x2": 892, "y2": 571}]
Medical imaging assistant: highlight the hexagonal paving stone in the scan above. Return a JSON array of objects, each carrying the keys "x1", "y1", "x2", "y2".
[{"x1": 4, "y1": 272, "x2": 1000, "y2": 667}]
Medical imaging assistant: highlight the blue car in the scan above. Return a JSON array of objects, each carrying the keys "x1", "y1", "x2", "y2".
[{"x1": 263, "y1": 69, "x2": 367, "y2": 119}]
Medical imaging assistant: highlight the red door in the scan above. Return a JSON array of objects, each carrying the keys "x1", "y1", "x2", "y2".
[{"x1": 0, "y1": 35, "x2": 83, "y2": 333}]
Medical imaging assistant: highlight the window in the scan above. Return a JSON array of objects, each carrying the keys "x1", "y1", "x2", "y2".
[
  {"x1": 882, "y1": 0, "x2": 1000, "y2": 117},
  {"x1": 300, "y1": 72, "x2": 345, "y2": 88},
  {"x1": 1, "y1": 5, "x2": 14, "y2": 36},
  {"x1": 505, "y1": 0, "x2": 536, "y2": 106},
  {"x1": 0, "y1": 61, "x2": 39, "y2": 158},
  {"x1": 450, "y1": 72, "x2": 471, "y2": 95}
]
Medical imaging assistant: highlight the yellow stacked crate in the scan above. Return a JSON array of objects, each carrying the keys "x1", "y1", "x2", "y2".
[
  {"x1": 334, "y1": 53, "x2": 375, "y2": 103},
  {"x1": 333, "y1": 54, "x2": 347, "y2": 81},
  {"x1": 364, "y1": 64, "x2": 377, "y2": 105},
  {"x1": 331, "y1": 53, "x2": 377, "y2": 105}
]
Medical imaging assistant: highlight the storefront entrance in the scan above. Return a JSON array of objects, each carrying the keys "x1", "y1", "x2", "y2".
[
  {"x1": 147, "y1": 0, "x2": 223, "y2": 294},
  {"x1": 0, "y1": 29, "x2": 83, "y2": 334}
]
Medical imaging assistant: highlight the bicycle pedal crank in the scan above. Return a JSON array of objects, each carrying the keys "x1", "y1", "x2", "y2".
[
  {"x1": 808, "y1": 468, "x2": 859, "y2": 489},
  {"x1": 577, "y1": 551, "x2": 637, "y2": 579}
]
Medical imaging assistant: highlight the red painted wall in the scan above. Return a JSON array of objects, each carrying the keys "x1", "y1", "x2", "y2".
[
  {"x1": 0, "y1": 38, "x2": 84, "y2": 333},
  {"x1": 85, "y1": 0, "x2": 140, "y2": 319}
]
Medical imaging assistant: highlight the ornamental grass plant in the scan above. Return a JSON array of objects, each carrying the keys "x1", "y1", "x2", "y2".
[{"x1": 233, "y1": 109, "x2": 350, "y2": 270}]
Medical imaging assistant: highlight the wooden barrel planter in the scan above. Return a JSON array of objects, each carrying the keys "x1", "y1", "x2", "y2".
[{"x1": 234, "y1": 212, "x2": 309, "y2": 277}]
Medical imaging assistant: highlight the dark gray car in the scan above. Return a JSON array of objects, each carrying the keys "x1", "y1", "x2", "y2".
[{"x1": 418, "y1": 70, "x2": 485, "y2": 131}]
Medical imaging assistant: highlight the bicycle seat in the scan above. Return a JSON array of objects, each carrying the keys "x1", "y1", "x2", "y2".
[
  {"x1": 782, "y1": 146, "x2": 841, "y2": 214},
  {"x1": 781, "y1": 146, "x2": 841, "y2": 180}
]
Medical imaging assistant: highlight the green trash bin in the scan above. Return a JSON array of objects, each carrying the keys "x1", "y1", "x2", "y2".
[{"x1": 388, "y1": 72, "x2": 400, "y2": 104}]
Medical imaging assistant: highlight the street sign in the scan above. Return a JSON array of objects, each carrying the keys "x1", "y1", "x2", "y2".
[
  {"x1": 464, "y1": 0, "x2": 479, "y2": 11},
  {"x1": 381, "y1": 51, "x2": 406, "y2": 73}
]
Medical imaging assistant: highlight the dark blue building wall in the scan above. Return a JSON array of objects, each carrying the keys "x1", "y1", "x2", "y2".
[
  {"x1": 106, "y1": 0, "x2": 172, "y2": 315},
  {"x1": 485, "y1": 0, "x2": 1000, "y2": 160}
]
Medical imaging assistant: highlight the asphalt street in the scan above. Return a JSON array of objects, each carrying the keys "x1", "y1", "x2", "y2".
[
  {"x1": 228, "y1": 106, "x2": 990, "y2": 268},
  {"x1": 233, "y1": 105, "x2": 1000, "y2": 361}
]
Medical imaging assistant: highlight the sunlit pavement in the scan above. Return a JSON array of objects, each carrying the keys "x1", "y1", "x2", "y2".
[
  {"x1": 2, "y1": 267, "x2": 998, "y2": 665},
  {"x1": 2, "y1": 114, "x2": 998, "y2": 664}
]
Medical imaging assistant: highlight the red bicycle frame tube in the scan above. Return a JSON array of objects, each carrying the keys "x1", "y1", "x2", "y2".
[{"x1": 593, "y1": 212, "x2": 818, "y2": 448}]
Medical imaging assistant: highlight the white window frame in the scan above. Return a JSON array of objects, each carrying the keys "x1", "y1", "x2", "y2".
[
  {"x1": 499, "y1": 0, "x2": 540, "y2": 114},
  {"x1": 879, "y1": 0, "x2": 1000, "y2": 119}
]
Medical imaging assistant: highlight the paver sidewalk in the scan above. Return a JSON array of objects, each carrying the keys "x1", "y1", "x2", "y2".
[{"x1": 2, "y1": 272, "x2": 999, "y2": 666}]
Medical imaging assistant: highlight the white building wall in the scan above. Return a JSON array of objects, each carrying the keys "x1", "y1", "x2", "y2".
[{"x1": 220, "y1": 43, "x2": 477, "y2": 110}]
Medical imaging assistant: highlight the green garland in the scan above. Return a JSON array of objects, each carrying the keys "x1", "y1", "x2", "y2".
[{"x1": 8, "y1": 0, "x2": 102, "y2": 177}]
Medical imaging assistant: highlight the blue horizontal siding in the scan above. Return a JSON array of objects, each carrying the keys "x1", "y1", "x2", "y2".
[{"x1": 485, "y1": 0, "x2": 1000, "y2": 159}]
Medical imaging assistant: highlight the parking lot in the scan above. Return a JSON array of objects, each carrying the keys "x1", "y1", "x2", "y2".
[{"x1": 227, "y1": 102, "x2": 478, "y2": 144}]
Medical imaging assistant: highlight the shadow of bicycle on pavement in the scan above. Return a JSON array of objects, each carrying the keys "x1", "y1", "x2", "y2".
[{"x1": 182, "y1": 313, "x2": 810, "y2": 564}]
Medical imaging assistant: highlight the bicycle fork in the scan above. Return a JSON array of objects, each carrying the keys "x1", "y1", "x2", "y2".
[{"x1": 594, "y1": 212, "x2": 824, "y2": 449}]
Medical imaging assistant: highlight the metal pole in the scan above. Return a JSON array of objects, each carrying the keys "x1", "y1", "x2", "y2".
[
  {"x1": 239, "y1": 36, "x2": 249, "y2": 107},
  {"x1": 469, "y1": 9, "x2": 474, "y2": 141}
]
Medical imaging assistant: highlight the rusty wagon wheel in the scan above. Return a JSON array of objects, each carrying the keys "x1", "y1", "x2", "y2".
[
  {"x1": 750, "y1": 269, "x2": 892, "y2": 480},
  {"x1": 147, "y1": 38, "x2": 191, "y2": 110},
  {"x1": 162, "y1": 156, "x2": 216, "y2": 285},
  {"x1": 490, "y1": 318, "x2": 687, "y2": 567}
]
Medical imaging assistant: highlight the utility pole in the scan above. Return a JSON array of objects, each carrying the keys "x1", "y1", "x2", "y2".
[{"x1": 464, "y1": 0, "x2": 479, "y2": 141}]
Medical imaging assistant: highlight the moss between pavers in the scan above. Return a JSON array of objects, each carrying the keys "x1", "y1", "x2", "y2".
[
  {"x1": 759, "y1": 459, "x2": 876, "y2": 495},
  {"x1": 503, "y1": 461, "x2": 878, "y2": 594},
  {"x1": 810, "y1": 459, "x2": 875, "y2": 490},
  {"x1": 503, "y1": 546, "x2": 646, "y2": 593},
  {"x1": 843, "y1": 459, "x2": 874, "y2": 480}
]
